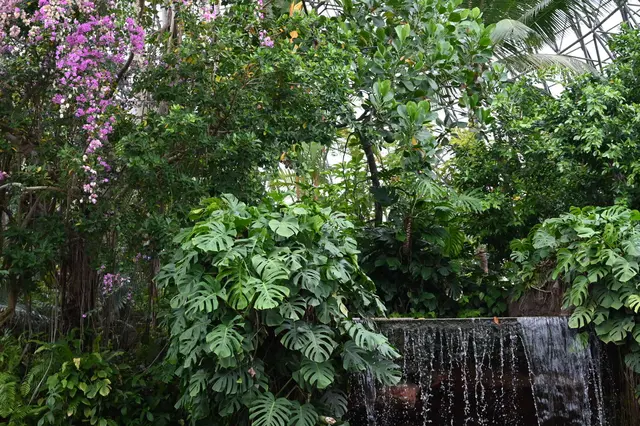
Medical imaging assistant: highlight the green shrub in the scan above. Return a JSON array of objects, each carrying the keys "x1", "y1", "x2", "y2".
[
  {"x1": 158, "y1": 194, "x2": 401, "y2": 425},
  {"x1": 511, "y1": 205, "x2": 640, "y2": 395},
  {"x1": 0, "y1": 334, "x2": 182, "y2": 426}
]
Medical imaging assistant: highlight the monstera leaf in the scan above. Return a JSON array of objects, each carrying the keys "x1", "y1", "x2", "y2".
[
  {"x1": 566, "y1": 275, "x2": 589, "y2": 307},
  {"x1": 252, "y1": 277, "x2": 290, "y2": 310},
  {"x1": 612, "y1": 257, "x2": 638, "y2": 283},
  {"x1": 289, "y1": 402, "x2": 318, "y2": 426},
  {"x1": 369, "y1": 359, "x2": 402, "y2": 385},
  {"x1": 269, "y1": 216, "x2": 300, "y2": 238},
  {"x1": 253, "y1": 256, "x2": 290, "y2": 283},
  {"x1": 293, "y1": 269, "x2": 321, "y2": 290},
  {"x1": 318, "y1": 390, "x2": 348, "y2": 418},
  {"x1": 211, "y1": 368, "x2": 250, "y2": 395},
  {"x1": 185, "y1": 276, "x2": 224, "y2": 316},
  {"x1": 249, "y1": 393, "x2": 292, "y2": 426},
  {"x1": 568, "y1": 305, "x2": 594, "y2": 328},
  {"x1": 297, "y1": 359, "x2": 335, "y2": 389},
  {"x1": 192, "y1": 221, "x2": 235, "y2": 253},
  {"x1": 341, "y1": 340, "x2": 368, "y2": 372},
  {"x1": 279, "y1": 296, "x2": 306, "y2": 320},
  {"x1": 625, "y1": 294, "x2": 640, "y2": 313},
  {"x1": 205, "y1": 317, "x2": 244, "y2": 358},
  {"x1": 276, "y1": 320, "x2": 309, "y2": 351},
  {"x1": 632, "y1": 324, "x2": 640, "y2": 344},
  {"x1": 219, "y1": 262, "x2": 255, "y2": 310},
  {"x1": 343, "y1": 321, "x2": 386, "y2": 351},
  {"x1": 625, "y1": 351, "x2": 640, "y2": 374},
  {"x1": 300, "y1": 325, "x2": 337, "y2": 362}
]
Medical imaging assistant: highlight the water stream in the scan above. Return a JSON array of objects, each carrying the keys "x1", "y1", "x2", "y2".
[{"x1": 348, "y1": 317, "x2": 611, "y2": 426}]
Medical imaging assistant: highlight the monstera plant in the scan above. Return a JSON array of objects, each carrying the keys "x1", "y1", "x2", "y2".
[
  {"x1": 157, "y1": 194, "x2": 401, "y2": 425},
  {"x1": 510, "y1": 205, "x2": 640, "y2": 396}
]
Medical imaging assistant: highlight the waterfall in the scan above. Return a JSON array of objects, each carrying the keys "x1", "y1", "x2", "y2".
[
  {"x1": 518, "y1": 317, "x2": 606, "y2": 426},
  {"x1": 348, "y1": 317, "x2": 611, "y2": 426}
]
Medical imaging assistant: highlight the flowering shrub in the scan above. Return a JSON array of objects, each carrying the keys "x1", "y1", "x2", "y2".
[{"x1": 1, "y1": 0, "x2": 144, "y2": 203}]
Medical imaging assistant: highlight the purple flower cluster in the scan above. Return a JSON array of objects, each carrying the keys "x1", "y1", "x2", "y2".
[
  {"x1": 101, "y1": 271, "x2": 131, "y2": 298},
  {"x1": 259, "y1": 29, "x2": 273, "y2": 48},
  {"x1": 202, "y1": 2, "x2": 219, "y2": 22},
  {"x1": 1, "y1": 0, "x2": 145, "y2": 204},
  {"x1": 133, "y1": 252, "x2": 152, "y2": 262},
  {"x1": 256, "y1": 0, "x2": 265, "y2": 19},
  {"x1": 0, "y1": 171, "x2": 8, "y2": 181}
]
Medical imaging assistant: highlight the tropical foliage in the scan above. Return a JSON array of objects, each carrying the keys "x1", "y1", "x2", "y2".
[
  {"x1": 1, "y1": 0, "x2": 640, "y2": 423},
  {"x1": 158, "y1": 195, "x2": 400, "y2": 424},
  {"x1": 510, "y1": 206, "x2": 640, "y2": 388}
]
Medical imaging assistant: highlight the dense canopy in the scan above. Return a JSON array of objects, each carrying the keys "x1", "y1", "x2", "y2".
[{"x1": 0, "y1": 0, "x2": 639, "y2": 424}]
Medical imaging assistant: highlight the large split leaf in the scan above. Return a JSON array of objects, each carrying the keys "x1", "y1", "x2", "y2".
[
  {"x1": 205, "y1": 317, "x2": 244, "y2": 358},
  {"x1": 297, "y1": 360, "x2": 335, "y2": 389},
  {"x1": 249, "y1": 393, "x2": 292, "y2": 426},
  {"x1": 288, "y1": 402, "x2": 318, "y2": 426}
]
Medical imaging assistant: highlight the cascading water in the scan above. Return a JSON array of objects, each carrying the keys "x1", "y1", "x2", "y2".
[
  {"x1": 518, "y1": 317, "x2": 606, "y2": 426},
  {"x1": 348, "y1": 317, "x2": 612, "y2": 426}
]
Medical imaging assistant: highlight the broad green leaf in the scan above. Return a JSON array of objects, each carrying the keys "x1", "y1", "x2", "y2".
[
  {"x1": 252, "y1": 277, "x2": 290, "y2": 310},
  {"x1": 192, "y1": 222, "x2": 235, "y2": 253},
  {"x1": 279, "y1": 296, "x2": 306, "y2": 320},
  {"x1": 632, "y1": 324, "x2": 640, "y2": 344},
  {"x1": 625, "y1": 294, "x2": 640, "y2": 313},
  {"x1": 249, "y1": 392, "x2": 292, "y2": 426},
  {"x1": 288, "y1": 402, "x2": 318, "y2": 426},
  {"x1": 297, "y1": 359, "x2": 335, "y2": 389},
  {"x1": 252, "y1": 256, "x2": 290, "y2": 283},
  {"x1": 625, "y1": 351, "x2": 640, "y2": 374},
  {"x1": 568, "y1": 305, "x2": 594, "y2": 328},
  {"x1": 185, "y1": 276, "x2": 223, "y2": 316},
  {"x1": 222, "y1": 265, "x2": 255, "y2": 310},
  {"x1": 343, "y1": 321, "x2": 387, "y2": 351},
  {"x1": 188, "y1": 370, "x2": 208, "y2": 397},
  {"x1": 552, "y1": 248, "x2": 573, "y2": 279},
  {"x1": 587, "y1": 266, "x2": 608, "y2": 283},
  {"x1": 300, "y1": 325, "x2": 337, "y2": 362},
  {"x1": 394, "y1": 24, "x2": 410, "y2": 44},
  {"x1": 568, "y1": 275, "x2": 589, "y2": 306},
  {"x1": 369, "y1": 359, "x2": 402, "y2": 385},
  {"x1": 533, "y1": 229, "x2": 556, "y2": 249},
  {"x1": 205, "y1": 317, "x2": 244, "y2": 358},
  {"x1": 341, "y1": 340, "x2": 368, "y2": 372},
  {"x1": 574, "y1": 226, "x2": 597, "y2": 238},
  {"x1": 318, "y1": 390, "x2": 348, "y2": 418},
  {"x1": 211, "y1": 368, "x2": 249, "y2": 395},
  {"x1": 612, "y1": 257, "x2": 638, "y2": 283},
  {"x1": 293, "y1": 269, "x2": 321, "y2": 291},
  {"x1": 269, "y1": 216, "x2": 300, "y2": 238},
  {"x1": 276, "y1": 321, "x2": 308, "y2": 351}
]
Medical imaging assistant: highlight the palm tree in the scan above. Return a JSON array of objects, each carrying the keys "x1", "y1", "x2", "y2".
[{"x1": 468, "y1": 0, "x2": 619, "y2": 72}]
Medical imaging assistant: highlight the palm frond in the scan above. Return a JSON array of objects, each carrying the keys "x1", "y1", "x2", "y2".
[
  {"x1": 501, "y1": 53, "x2": 598, "y2": 74},
  {"x1": 471, "y1": 0, "x2": 609, "y2": 72},
  {"x1": 491, "y1": 19, "x2": 541, "y2": 47}
]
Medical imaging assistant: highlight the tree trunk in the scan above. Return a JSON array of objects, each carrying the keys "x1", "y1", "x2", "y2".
[
  {"x1": 362, "y1": 139, "x2": 383, "y2": 226},
  {"x1": 0, "y1": 283, "x2": 17, "y2": 328}
]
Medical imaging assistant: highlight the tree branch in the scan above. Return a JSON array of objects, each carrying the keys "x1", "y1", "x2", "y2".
[
  {"x1": 0, "y1": 183, "x2": 63, "y2": 192},
  {"x1": 113, "y1": 0, "x2": 146, "y2": 89}
]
